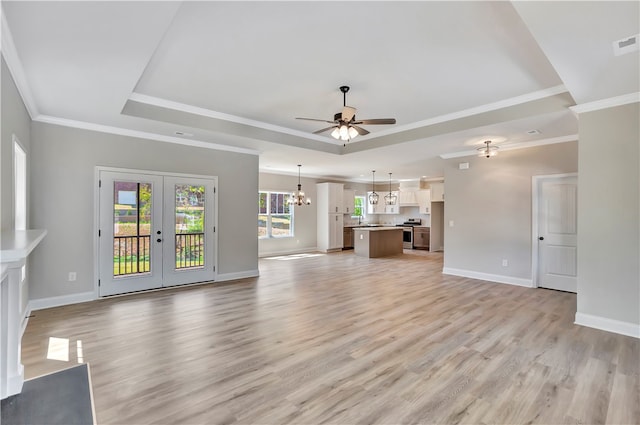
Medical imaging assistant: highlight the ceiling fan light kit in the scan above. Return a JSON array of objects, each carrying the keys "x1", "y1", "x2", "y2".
[{"x1": 296, "y1": 85, "x2": 396, "y2": 144}]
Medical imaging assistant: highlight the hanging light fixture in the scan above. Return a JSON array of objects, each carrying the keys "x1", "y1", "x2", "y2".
[
  {"x1": 384, "y1": 172, "x2": 397, "y2": 205},
  {"x1": 288, "y1": 164, "x2": 311, "y2": 206},
  {"x1": 478, "y1": 140, "x2": 499, "y2": 158},
  {"x1": 368, "y1": 170, "x2": 379, "y2": 205}
]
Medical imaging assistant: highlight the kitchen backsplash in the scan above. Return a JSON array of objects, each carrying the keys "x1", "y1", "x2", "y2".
[{"x1": 344, "y1": 209, "x2": 431, "y2": 227}]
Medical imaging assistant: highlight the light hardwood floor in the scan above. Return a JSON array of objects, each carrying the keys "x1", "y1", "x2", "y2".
[{"x1": 21, "y1": 250, "x2": 639, "y2": 424}]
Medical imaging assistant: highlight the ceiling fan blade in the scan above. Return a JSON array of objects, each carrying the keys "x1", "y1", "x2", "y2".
[
  {"x1": 296, "y1": 117, "x2": 336, "y2": 124},
  {"x1": 313, "y1": 126, "x2": 337, "y2": 134},
  {"x1": 351, "y1": 125, "x2": 370, "y2": 136},
  {"x1": 342, "y1": 106, "x2": 356, "y2": 122},
  {"x1": 353, "y1": 118, "x2": 396, "y2": 125}
]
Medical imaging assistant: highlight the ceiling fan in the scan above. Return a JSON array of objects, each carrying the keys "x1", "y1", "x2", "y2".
[{"x1": 296, "y1": 86, "x2": 396, "y2": 144}]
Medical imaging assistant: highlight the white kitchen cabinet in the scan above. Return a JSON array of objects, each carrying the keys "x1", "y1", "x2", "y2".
[
  {"x1": 430, "y1": 182, "x2": 444, "y2": 202},
  {"x1": 317, "y1": 182, "x2": 344, "y2": 213},
  {"x1": 343, "y1": 189, "x2": 355, "y2": 215},
  {"x1": 317, "y1": 213, "x2": 344, "y2": 252},
  {"x1": 415, "y1": 189, "x2": 431, "y2": 214},
  {"x1": 317, "y1": 183, "x2": 345, "y2": 252}
]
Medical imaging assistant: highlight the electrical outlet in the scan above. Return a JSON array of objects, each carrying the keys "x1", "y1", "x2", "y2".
[
  {"x1": 502, "y1": 259, "x2": 508, "y2": 267},
  {"x1": 68, "y1": 272, "x2": 77, "y2": 281}
]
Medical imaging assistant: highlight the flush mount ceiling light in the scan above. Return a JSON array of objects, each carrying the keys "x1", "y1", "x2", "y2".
[
  {"x1": 384, "y1": 173, "x2": 397, "y2": 205},
  {"x1": 368, "y1": 170, "x2": 379, "y2": 205},
  {"x1": 288, "y1": 164, "x2": 311, "y2": 206},
  {"x1": 478, "y1": 140, "x2": 499, "y2": 158}
]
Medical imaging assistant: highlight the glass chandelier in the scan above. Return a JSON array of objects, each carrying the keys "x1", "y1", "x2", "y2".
[
  {"x1": 384, "y1": 172, "x2": 397, "y2": 205},
  {"x1": 368, "y1": 170, "x2": 379, "y2": 205},
  {"x1": 288, "y1": 164, "x2": 311, "y2": 206}
]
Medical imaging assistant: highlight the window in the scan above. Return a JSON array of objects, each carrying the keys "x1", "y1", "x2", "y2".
[
  {"x1": 352, "y1": 195, "x2": 366, "y2": 219},
  {"x1": 258, "y1": 191, "x2": 293, "y2": 238},
  {"x1": 14, "y1": 136, "x2": 26, "y2": 231}
]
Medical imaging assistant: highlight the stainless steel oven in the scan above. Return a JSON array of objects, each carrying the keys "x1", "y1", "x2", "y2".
[
  {"x1": 402, "y1": 227, "x2": 413, "y2": 249},
  {"x1": 396, "y1": 218, "x2": 421, "y2": 249}
]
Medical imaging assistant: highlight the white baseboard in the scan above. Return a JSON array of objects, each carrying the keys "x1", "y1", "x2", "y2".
[
  {"x1": 575, "y1": 312, "x2": 640, "y2": 339},
  {"x1": 28, "y1": 291, "x2": 96, "y2": 312},
  {"x1": 442, "y1": 267, "x2": 534, "y2": 288},
  {"x1": 216, "y1": 269, "x2": 259, "y2": 282},
  {"x1": 259, "y1": 247, "x2": 318, "y2": 258}
]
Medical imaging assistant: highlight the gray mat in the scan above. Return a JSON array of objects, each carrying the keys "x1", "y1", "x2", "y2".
[{"x1": 1, "y1": 364, "x2": 94, "y2": 425}]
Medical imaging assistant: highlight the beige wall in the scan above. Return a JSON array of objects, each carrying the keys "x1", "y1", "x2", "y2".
[
  {"x1": 28, "y1": 122, "x2": 259, "y2": 300},
  {"x1": 1, "y1": 57, "x2": 31, "y2": 231},
  {"x1": 443, "y1": 142, "x2": 578, "y2": 282},
  {"x1": 577, "y1": 102, "x2": 639, "y2": 329},
  {"x1": 1, "y1": 56, "x2": 34, "y2": 314}
]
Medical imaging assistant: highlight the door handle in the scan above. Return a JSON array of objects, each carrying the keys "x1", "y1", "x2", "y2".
[
  {"x1": 157, "y1": 230, "x2": 161, "y2": 235},
  {"x1": 157, "y1": 238, "x2": 162, "y2": 243},
  {"x1": 539, "y1": 236, "x2": 544, "y2": 241}
]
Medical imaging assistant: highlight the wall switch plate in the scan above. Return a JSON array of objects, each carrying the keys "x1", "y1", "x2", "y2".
[
  {"x1": 68, "y1": 272, "x2": 77, "y2": 281},
  {"x1": 502, "y1": 259, "x2": 508, "y2": 267},
  {"x1": 360, "y1": 234, "x2": 364, "y2": 240},
  {"x1": 449, "y1": 220, "x2": 454, "y2": 227}
]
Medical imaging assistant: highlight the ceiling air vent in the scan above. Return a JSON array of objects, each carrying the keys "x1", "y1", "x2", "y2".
[{"x1": 613, "y1": 34, "x2": 639, "y2": 56}]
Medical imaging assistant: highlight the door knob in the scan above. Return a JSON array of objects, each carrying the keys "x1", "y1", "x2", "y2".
[
  {"x1": 539, "y1": 236, "x2": 544, "y2": 241},
  {"x1": 157, "y1": 230, "x2": 161, "y2": 235},
  {"x1": 157, "y1": 238, "x2": 162, "y2": 243}
]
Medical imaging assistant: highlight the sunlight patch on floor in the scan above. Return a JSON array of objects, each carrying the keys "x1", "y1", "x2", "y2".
[{"x1": 265, "y1": 253, "x2": 325, "y2": 261}]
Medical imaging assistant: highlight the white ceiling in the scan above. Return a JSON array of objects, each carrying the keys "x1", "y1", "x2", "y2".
[{"x1": 2, "y1": 1, "x2": 638, "y2": 182}]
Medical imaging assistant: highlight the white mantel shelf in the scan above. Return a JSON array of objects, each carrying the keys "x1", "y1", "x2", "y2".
[
  {"x1": 1, "y1": 228, "x2": 47, "y2": 400},
  {"x1": 1, "y1": 229, "x2": 47, "y2": 264}
]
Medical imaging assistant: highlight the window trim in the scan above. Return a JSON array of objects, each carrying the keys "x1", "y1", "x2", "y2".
[
  {"x1": 13, "y1": 135, "x2": 27, "y2": 231},
  {"x1": 259, "y1": 190, "x2": 294, "y2": 239},
  {"x1": 351, "y1": 195, "x2": 366, "y2": 219}
]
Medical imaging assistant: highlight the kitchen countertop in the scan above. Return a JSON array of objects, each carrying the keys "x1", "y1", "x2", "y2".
[{"x1": 353, "y1": 226, "x2": 402, "y2": 232}]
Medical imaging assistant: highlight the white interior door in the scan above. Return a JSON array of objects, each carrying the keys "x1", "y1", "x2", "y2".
[
  {"x1": 537, "y1": 176, "x2": 578, "y2": 293},
  {"x1": 99, "y1": 171, "x2": 216, "y2": 296}
]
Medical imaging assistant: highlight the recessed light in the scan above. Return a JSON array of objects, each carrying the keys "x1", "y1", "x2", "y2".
[{"x1": 174, "y1": 131, "x2": 194, "y2": 137}]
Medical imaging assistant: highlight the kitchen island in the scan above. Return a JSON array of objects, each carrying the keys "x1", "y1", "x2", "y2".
[{"x1": 353, "y1": 227, "x2": 403, "y2": 258}]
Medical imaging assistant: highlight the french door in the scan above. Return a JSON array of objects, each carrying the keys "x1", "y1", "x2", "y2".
[{"x1": 98, "y1": 170, "x2": 216, "y2": 296}]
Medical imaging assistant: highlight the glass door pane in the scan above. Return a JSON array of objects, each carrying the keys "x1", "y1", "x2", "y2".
[
  {"x1": 113, "y1": 181, "x2": 152, "y2": 276},
  {"x1": 174, "y1": 184, "x2": 205, "y2": 270}
]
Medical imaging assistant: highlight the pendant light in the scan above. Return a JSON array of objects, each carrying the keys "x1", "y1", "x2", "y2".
[
  {"x1": 288, "y1": 164, "x2": 311, "y2": 206},
  {"x1": 478, "y1": 140, "x2": 498, "y2": 158},
  {"x1": 368, "y1": 170, "x2": 379, "y2": 205},
  {"x1": 384, "y1": 172, "x2": 397, "y2": 205}
]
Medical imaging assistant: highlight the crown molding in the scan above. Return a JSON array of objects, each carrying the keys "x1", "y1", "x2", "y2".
[
  {"x1": 128, "y1": 92, "x2": 335, "y2": 144},
  {"x1": 439, "y1": 134, "x2": 578, "y2": 159},
  {"x1": 33, "y1": 115, "x2": 260, "y2": 156},
  {"x1": 1, "y1": 11, "x2": 39, "y2": 118},
  {"x1": 364, "y1": 85, "x2": 570, "y2": 139},
  {"x1": 570, "y1": 92, "x2": 640, "y2": 114}
]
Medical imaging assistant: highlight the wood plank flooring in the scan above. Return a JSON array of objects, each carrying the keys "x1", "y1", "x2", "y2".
[{"x1": 21, "y1": 250, "x2": 639, "y2": 424}]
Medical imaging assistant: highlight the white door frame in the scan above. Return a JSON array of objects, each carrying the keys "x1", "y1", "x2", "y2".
[
  {"x1": 531, "y1": 172, "x2": 578, "y2": 288},
  {"x1": 94, "y1": 166, "x2": 219, "y2": 297}
]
